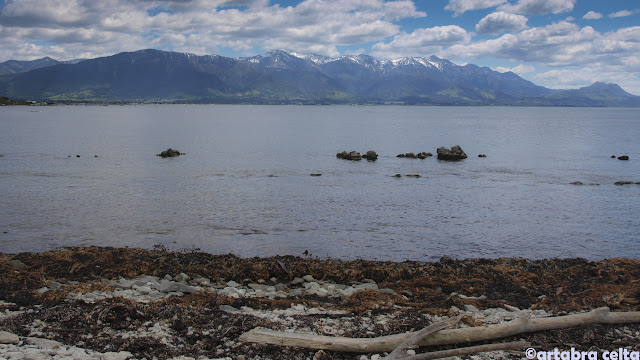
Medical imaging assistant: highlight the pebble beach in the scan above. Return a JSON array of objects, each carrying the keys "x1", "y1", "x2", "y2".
[{"x1": 2, "y1": 247, "x2": 640, "y2": 359}]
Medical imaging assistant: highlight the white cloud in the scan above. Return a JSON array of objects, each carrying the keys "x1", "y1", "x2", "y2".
[
  {"x1": 534, "y1": 66, "x2": 640, "y2": 95},
  {"x1": 0, "y1": 0, "x2": 427, "y2": 61},
  {"x1": 442, "y1": 22, "x2": 640, "y2": 93},
  {"x1": 499, "y1": 0, "x2": 575, "y2": 15},
  {"x1": 372, "y1": 25, "x2": 471, "y2": 58},
  {"x1": 609, "y1": 9, "x2": 639, "y2": 18},
  {"x1": 475, "y1": 11, "x2": 528, "y2": 35},
  {"x1": 494, "y1": 64, "x2": 535, "y2": 76},
  {"x1": 382, "y1": 0, "x2": 427, "y2": 20},
  {"x1": 445, "y1": 21, "x2": 603, "y2": 66},
  {"x1": 583, "y1": 11, "x2": 603, "y2": 20},
  {"x1": 444, "y1": 0, "x2": 506, "y2": 17}
]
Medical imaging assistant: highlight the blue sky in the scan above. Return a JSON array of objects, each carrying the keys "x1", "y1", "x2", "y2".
[{"x1": 0, "y1": 0, "x2": 639, "y2": 93}]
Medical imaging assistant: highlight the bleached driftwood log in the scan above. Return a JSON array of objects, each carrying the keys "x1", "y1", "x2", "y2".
[{"x1": 239, "y1": 307, "x2": 640, "y2": 353}]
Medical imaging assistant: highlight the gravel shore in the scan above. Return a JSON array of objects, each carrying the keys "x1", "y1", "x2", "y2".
[{"x1": 1, "y1": 247, "x2": 640, "y2": 359}]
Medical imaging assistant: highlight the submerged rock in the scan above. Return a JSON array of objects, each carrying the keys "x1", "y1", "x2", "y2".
[
  {"x1": 478, "y1": 154, "x2": 487, "y2": 158},
  {"x1": 157, "y1": 148, "x2": 184, "y2": 158},
  {"x1": 614, "y1": 181, "x2": 636, "y2": 185},
  {"x1": 618, "y1": 155, "x2": 629, "y2": 160},
  {"x1": 397, "y1": 152, "x2": 432, "y2": 159},
  {"x1": 437, "y1": 145, "x2": 467, "y2": 161}
]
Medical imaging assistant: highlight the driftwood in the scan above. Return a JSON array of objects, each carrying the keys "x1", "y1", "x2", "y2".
[
  {"x1": 382, "y1": 315, "x2": 529, "y2": 359},
  {"x1": 385, "y1": 315, "x2": 463, "y2": 359},
  {"x1": 239, "y1": 307, "x2": 640, "y2": 354}
]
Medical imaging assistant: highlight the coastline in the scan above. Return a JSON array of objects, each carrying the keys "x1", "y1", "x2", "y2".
[{"x1": 2, "y1": 247, "x2": 640, "y2": 359}]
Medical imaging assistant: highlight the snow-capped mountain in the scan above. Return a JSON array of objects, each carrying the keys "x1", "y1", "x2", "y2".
[{"x1": 0, "y1": 49, "x2": 637, "y2": 106}]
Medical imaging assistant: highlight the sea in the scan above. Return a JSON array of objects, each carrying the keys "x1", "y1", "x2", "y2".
[{"x1": 0, "y1": 105, "x2": 638, "y2": 261}]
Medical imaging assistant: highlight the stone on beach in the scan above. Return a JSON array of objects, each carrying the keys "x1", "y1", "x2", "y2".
[{"x1": 0, "y1": 331, "x2": 19, "y2": 344}]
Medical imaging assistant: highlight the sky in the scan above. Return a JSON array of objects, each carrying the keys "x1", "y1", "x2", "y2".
[{"x1": 0, "y1": 0, "x2": 639, "y2": 94}]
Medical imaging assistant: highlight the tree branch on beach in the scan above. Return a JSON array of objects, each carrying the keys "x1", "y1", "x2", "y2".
[{"x1": 240, "y1": 307, "x2": 640, "y2": 354}]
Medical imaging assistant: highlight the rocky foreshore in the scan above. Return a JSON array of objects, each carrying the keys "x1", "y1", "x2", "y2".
[{"x1": 2, "y1": 247, "x2": 640, "y2": 359}]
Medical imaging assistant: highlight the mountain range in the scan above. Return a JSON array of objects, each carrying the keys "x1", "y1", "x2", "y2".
[{"x1": 1, "y1": 49, "x2": 638, "y2": 106}]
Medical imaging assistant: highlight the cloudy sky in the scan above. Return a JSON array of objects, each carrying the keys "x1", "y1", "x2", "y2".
[{"x1": 0, "y1": 0, "x2": 639, "y2": 93}]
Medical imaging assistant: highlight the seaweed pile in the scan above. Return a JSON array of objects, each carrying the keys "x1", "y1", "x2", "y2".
[{"x1": 1, "y1": 247, "x2": 640, "y2": 359}]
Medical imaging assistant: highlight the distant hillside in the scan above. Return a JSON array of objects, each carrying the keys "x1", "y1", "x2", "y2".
[
  {"x1": 541, "y1": 82, "x2": 640, "y2": 107},
  {"x1": 0, "y1": 49, "x2": 637, "y2": 106},
  {"x1": 0, "y1": 57, "x2": 83, "y2": 76},
  {"x1": 0, "y1": 57, "x2": 60, "y2": 76},
  {"x1": 0, "y1": 96, "x2": 31, "y2": 105}
]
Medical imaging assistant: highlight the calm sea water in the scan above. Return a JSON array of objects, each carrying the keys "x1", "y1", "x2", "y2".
[{"x1": 0, "y1": 105, "x2": 639, "y2": 261}]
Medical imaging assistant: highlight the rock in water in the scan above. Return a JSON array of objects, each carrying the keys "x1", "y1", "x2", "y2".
[
  {"x1": 157, "y1": 148, "x2": 183, "y2": 158},
  {"x1": 437, "y1": 145, "x2": 467, "y2": 161},
  {"x1": 618, "y1": 155, "x2": 629, "y2": 160},
  {"x1": 336, "y1": 150, "x2": 362, "y2": 161},
  {"x1": 364, "y1": 150, "x2": 378, "y2": 161},
  {"x1": 614, "y1": 181, "x2": 634, "y2": 185},
  {"x1": 397, "y1": 152, "x2": 432, "y2": 159}
]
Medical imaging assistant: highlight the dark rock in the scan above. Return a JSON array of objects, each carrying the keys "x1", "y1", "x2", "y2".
[
  {"x1": 310, "y1": 173, "x2": 322, "y2": 176},
  {"x1": 405, "y1": 174, "x2": 421, "y2": 178},
  {"x1": 363, "y1": 150, "x2": 378, "y2": 161},
  {"x1": 478, "y1": 154, "x2": 487, "y2": 158},
  {"x1": 611, "y1": 155, "x2": 616, "y2": 158},
  {"x1": 76, "y1": 155, "x2": 80, "y2": 158},
  {"x1": 437, "y1": 145, "x2": 467, "y2": 161},
  {"x1": 614, "y1": 181, "x2": 634, "y2": 185},
  {"x1": 336, "y1": 150, "x2": 362, "y2": 161},
  {"x1": 157, "y1": 148, "x2": 183, "y2": 158},
  {"x1": 571, "y1": 181, "x2": 600, "y2": 186},
  {"x1": 439, "y1": 256, "x2": 455, "y2": 264},
  {"x1": 393, "y1": 174, "x2": 402, "y2": 178},
  {"x1": 94, "y1": 155, "x2": 98, "y2": 158},
  {"x1": 618, "y1": 155, "x2": 629, "y2": 160},
  {"x1": 397, "y1": 152, "x2": 432, "y2": 159}
]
